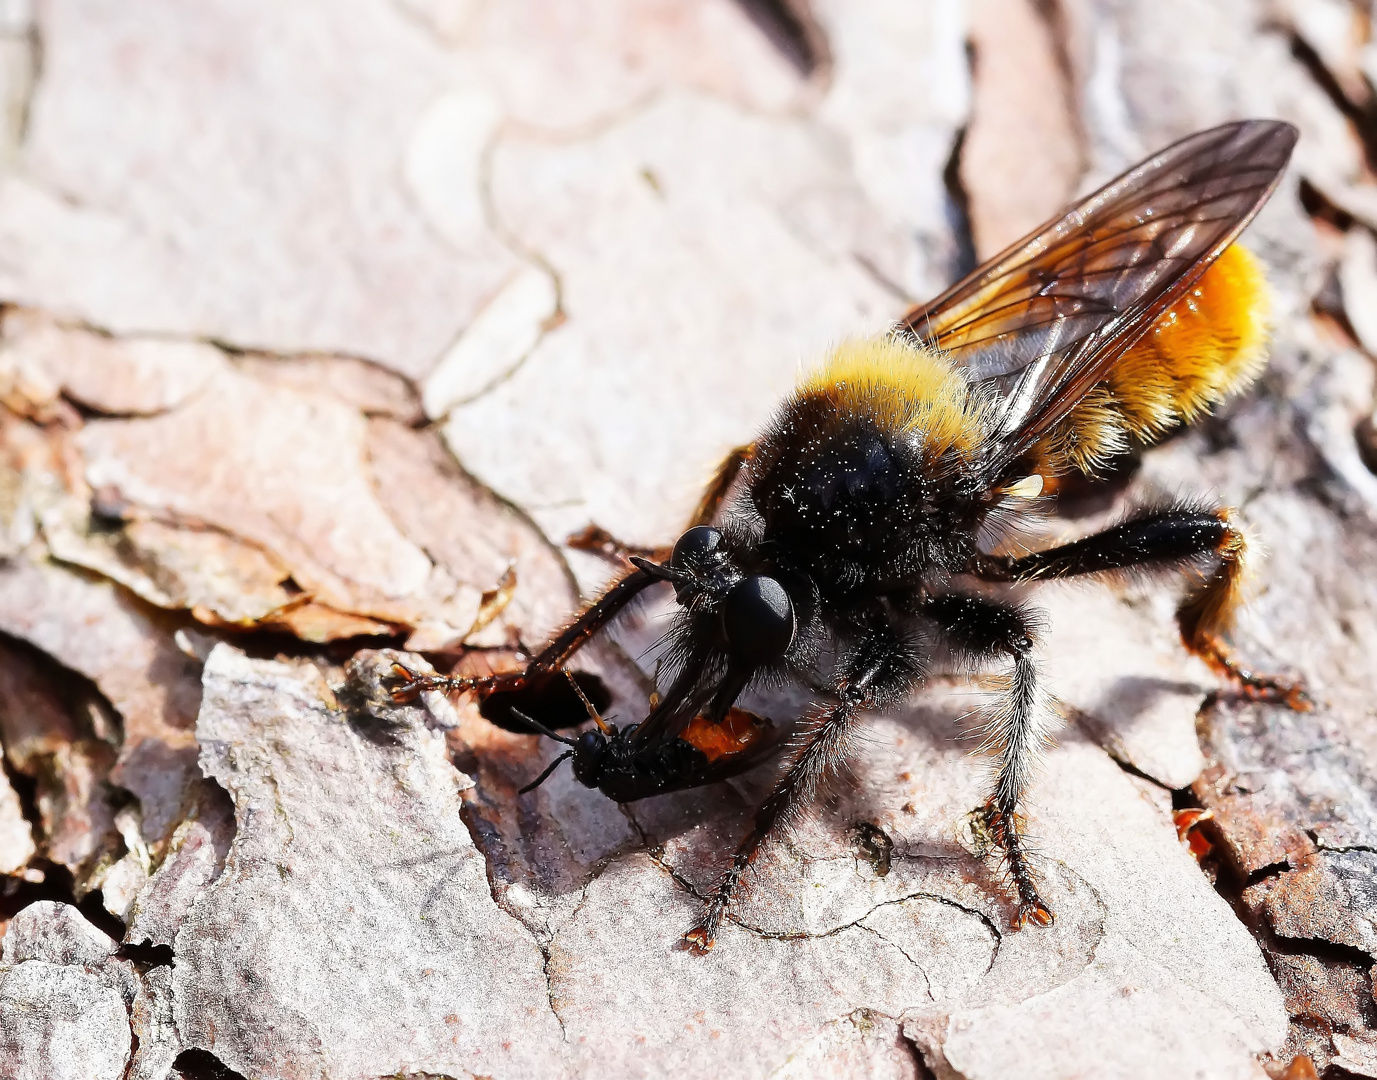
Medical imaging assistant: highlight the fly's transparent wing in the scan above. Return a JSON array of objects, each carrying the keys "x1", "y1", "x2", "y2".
[{"x1": 898, "y1": 119, "x2": 1297, "y2": 473}]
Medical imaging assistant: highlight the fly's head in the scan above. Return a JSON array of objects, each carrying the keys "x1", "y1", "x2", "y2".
[
  {"x1": 510, "y1": 526, "x2": 805, "y2": 800},
  {"x1": 635, "y1": 524, "x2": 798, "y2": 669}
]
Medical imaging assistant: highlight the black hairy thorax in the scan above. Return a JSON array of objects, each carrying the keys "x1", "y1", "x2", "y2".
[{"x1": 742, "y1": 402, "x2": 986, "y2": 607}]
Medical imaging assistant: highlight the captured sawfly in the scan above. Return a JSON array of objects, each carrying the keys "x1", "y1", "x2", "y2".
[{"x1": 393, "y1": 119, "x2": 1306, "y2": 950}]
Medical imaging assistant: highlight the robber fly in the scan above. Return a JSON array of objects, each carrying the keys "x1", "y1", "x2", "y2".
[{"x1": 392, "y1": 119, "x2": 1306, "y2": 950}]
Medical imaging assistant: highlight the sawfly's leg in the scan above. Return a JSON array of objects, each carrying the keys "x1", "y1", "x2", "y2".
[
  {"x1": 684, "y1": 622, "x2": 918, "y2": 952},
  {"x1": 566, "y1": 443, "x2": 755, "y2": 568},
  {"x1": 919, "y1": 594, "x2": 1055, "y2": 930},
  {"x1": 968, "y1": 503, "x2": 1309, "y2": 710},
  {"x1": 387, "y1": 568, "x2": 659, "y2": 701}
]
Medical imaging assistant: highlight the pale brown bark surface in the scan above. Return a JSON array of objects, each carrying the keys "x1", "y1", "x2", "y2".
[{"x1": 1, "y1": 2, "x2": 1376, "y2": 1078}]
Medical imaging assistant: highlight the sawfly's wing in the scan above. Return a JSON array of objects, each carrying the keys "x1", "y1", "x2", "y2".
[{"x1": 898, "y1": 119, "x2": 1297, "y2": 477}]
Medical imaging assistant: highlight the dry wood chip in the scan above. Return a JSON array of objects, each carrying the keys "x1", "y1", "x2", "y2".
[
  {"x1": 0, "y1": 309, "x2": 223, "y2": 416},
  {"x1": 0, "y1": 0, "x2": 518, "y2": 378},
  {"x1": 170, "y1": 646, "x2": 565, "y2": 1078},
  {"x1": 0, "y1": 558, "x2": 200, "y2": 846}
]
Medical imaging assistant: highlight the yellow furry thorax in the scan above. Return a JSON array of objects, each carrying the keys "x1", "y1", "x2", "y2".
[{"x1": 794, "y1": 337, "x2": 988, "y2": 461}]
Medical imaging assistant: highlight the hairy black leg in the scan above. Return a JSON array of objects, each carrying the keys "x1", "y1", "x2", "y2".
[
  {"x1": 970, "y1": 503, "x2": 1237, "y2": 581},
  {"x1": 566, "y1": 443, "x2": 755, "y2": 568},
  {"x1": 683, "y1": 624, "x2": 920, "y2": 952},
  {"x1": 389, "y1": 568, "x2": 658, "y2": 701},
  {"x1": 968, "y1": 503, "x2": 1308, "y2": 709},
  {"x1": 920, "y1": 594, "x2": 1054, "y2": 929}
]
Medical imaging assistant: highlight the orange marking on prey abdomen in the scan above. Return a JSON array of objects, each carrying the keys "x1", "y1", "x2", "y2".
[{"x1": 681, "y1": 708, "x2": 768, "y2": 763}]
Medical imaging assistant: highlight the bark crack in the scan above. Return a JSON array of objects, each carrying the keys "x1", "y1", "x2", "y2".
[
  {"x1": 538, "y1": 937, "x2": 570, "y2": 1044},
  {"x1": 646, "y1": 839, "x2": 1002, "y2": 957},
  {"x1": 855, "y1": 922, "x2": 938, "y2": 1003}
]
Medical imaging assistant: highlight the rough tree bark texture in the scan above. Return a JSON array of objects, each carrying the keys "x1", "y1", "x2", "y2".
[{"x1": 0, "y1": 1, "x2": 1375, "y2": 1078}]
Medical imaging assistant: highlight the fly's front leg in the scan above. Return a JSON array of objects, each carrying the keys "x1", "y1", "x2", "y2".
[
  {"x1": 565, "y1": 443, "x2": 755, "y2": 568},
  {"x1": 687, "y1": 443, "x2": 754, "y2": 529},
  {"x1": 681, "y1": 693, "x2": 864, "y2": 952},
  {"x1": 921, "y1": 594, "x2": 1054, "y2": 929},
  {"x1": 684, "y1": 625, "x2": 920, "y2": 952},
  {"x1": 968, "y1": 502, "x2": 1308, "y2": 709},
  {"x1": 388, "y1": 568, "x2": 659, "y2": 701}
]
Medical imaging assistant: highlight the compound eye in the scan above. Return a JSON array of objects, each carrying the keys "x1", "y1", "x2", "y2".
[
  {"x1": 671, "y1": 525, "x2": 725, "y2": 569},
  {"x1": 721, "y1": 575, "x2": 796, "y2": 665}
]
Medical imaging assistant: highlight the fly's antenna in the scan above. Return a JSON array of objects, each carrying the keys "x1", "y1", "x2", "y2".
[
  {"x1": 507, "y1": 707, "x2": 578, "y2": 746},
  {"x1": 565, "y1": 670, "x2": 611, "y2": 734},
  {"x1": 518, "y1": 751, "x2": 574, "y2": 794}
]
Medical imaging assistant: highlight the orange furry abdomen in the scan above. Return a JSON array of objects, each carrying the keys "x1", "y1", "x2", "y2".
[{"x1": 1038, "y1": 243, "x2": 1272, "y2": 476}]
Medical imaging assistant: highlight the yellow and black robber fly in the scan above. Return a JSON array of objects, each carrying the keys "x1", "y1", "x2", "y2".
[{"x1": 393, "y1": 119, "x2": 1306, "y2": 950}]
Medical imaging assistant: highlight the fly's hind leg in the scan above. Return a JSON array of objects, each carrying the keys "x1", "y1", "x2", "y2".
[
  {"x1": 968, "y1": 502, "x2": 1309, "y2": 710},
  {"x1": 919, "y1": 594, "x2": 1054, "y2": 928},
  {"x1": 1175, "y1": 511, "x2": 1309, "y2": 709},
  {"x1": 566, "y1": 443, "x2": 755, "y2": 567},
  {"x1": 684, "y1": 622, "x2": 920, "y2": 952}
]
